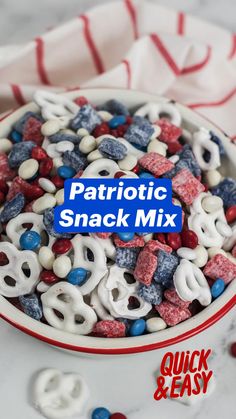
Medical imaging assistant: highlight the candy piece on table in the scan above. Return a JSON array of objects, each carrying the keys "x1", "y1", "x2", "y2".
[
  {"x1": 114, "y1": 234, "x2": 145, "y2": 247},
  {"x1": 211, "y1": 177, "x2": 236, "y2": 208},
  {"x1": 134, "y1": 250, "x2": 158, "y2": 286},
  {"x1": 19, "y1": 230, "x2": 41, "y2": 250},
  {"x1": 174, "y1": 259, "x2": 212, "y2": 306},
  {"x1": 145, "y1": 239, "x2": 172, "y2": 254},
  {"x1": 138, "y1": 152, "x2": 174, "y2": 176},
  {"x1": 172, "y1": 169, "x2": 205, "y2": 205},
  {"x1": 0, "y1": 242, "x2": 41, "y2": 297},
  {"x1": 23, "y1": 116, "x2": 44, "y2": 145},
  {"x1": 135, "y1": 102, "x2": 181, "y2": 126},
  {"x1": 155, "y1": 301, "x2": 191, "y2": 326},
  {"x1": 203, "y1": 254, "x2": 236, "y2": 284},
  {"x1": 138, "y1": 282, "x2": 163, "y2": 305},
  {"x1": 124, "y1": 115, "x2": 154, "y2": 146},
  {"x1": 116, "y1": 247, "x2": 140, "y2": 270},
  {"x1": 92, "y1": 320, "x2": 126, "y2": 338},
  {"x1": 211, "y1": 278, "x2": 225, "y2": 298},
  {"x1": 230, "y1": 342, "x2": 236, "y2": 357},
  {"x1": 33, "y1": 368, "x2": 89, "y2": 419},
  {"x1": 8, "y1": 141, "x2": 36, "y2": 168},
  {"x1": 98, "y1": 138, "x2": 127, "y2": 160},
  {"x1": 0, "y1": 192, "x2": 25, "y2": 223},
  {"x1": 164, "y1": 288, "x2": 190, "y2": 309},
  {"x1": 19, "y1": 293, "x2": 42, "y2": 320},
  {"x1": 70, "y1": 104, "x2": 101, "y2": 133},
  {"x1": 62, "y1": 150, "x2": 87, "y2": 171},
  {"x1": 146, "y1": 317, "x2": 167, "y2": 333},
  {"x1": 157, "y1": 118, "x2": 182, "y2": 143},
  {"x1": 110, "y1": 413, "x2": 127, "y2": 419},
  {"x1": 41, "y1": 282, "x2": 97, "y2": 334},
  {"x1": 154, "y1": 250, "x2": 179, "y2": 288},
  {"x1": 192, "y1": 128, "x2": 220, "y2": 171},
  {"x1": 129, "y1": 319, "x2": 146, "y2": 336}
]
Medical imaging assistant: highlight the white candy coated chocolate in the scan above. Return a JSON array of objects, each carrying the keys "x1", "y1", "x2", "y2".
[
  {"x1": 41, "y1": 282, "x2": 97, "y2": 335},
  {"x1": 41, "y1": 119, "x2": 61, "y2": 136},
  {"x1": 38, "y1": 178, "x2": 56, "y2": 194},
  {"x1": 98, "y1": 265, "x2": 152, "y2": 319},
  {"x1": 71, "y1": 234, "x2": 107, "y2": 295},
  {"x1": 146, "y1": 317, "x2": 167, "y2": 333},
  {"x1": 173, "y1": 259, "x2": 211, "y2": 306},
  {"x1": 34, "y1": 90, "x2": 79, "y2": 122},
  {"x1": 34, "y1": 368, "x2": 89, "y2": 419},
  {"x1": 205, "y1": 169, "x2": 222, "y2": 188},
  {"x1": 0, "y1": 242, "x2": 41, "y2": 297},
  {"x1": 79, "y1": 135, "x2": 96, "y2": 154},
  {"x1": 33, "y1": 194, "x2": 57, "y2": 214},
  {"x1": 147, "y1": 139, "x2": 167, "y2": 156},
  {"x1": 118, "y1": 154, "x2": 137, "y2": 171},
  {"x1": 38, "y1": 246, "x2": 55, "y2": 270},
  {"x1": 135, "y1": 102, "x2": 182, "y2": 126},
  {"x1": 0, "y1": 138, "x2": 13, "y2": 153},
  {"x1": 53, "y1": 255, "x2": 72, "y2": 278},
  {"x1": 18, "y1": 158, "x2": 39, "y2": 180}
]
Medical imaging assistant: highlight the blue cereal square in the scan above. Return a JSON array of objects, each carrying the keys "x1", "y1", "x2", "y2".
[
  {"x1": 70, "y1": 104, "x2": 102, "y2": 132},
  {"x1": 211, "y1": 177, "x2": 236, "y2": 208},
  {"x1": 154, "y1": 250, "x2": 179, "y2": 288},
  {"x1": 116, "y1": 247, "x2": 140, "y2": 270},
  {"x1": 124, "y1": 116, "x2": 154, "y2": 147},
  {"x1": 138, "y1": 282, "x2": 163, "y2": 305}
]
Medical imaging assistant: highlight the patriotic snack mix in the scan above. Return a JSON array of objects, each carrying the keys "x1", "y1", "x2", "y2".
[{"x1": 0, "y1": 91, "x2": 235, "y2": 338}]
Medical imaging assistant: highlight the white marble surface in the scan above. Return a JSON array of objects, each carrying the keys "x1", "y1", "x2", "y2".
[{"x1": 0, "y1": 1, "x2": 235, "y2": 418}]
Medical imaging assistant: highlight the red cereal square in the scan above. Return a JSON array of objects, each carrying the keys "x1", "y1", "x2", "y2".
[
  {"x1": 96, "y1": 233, "x2": 112, "y2": 239},
  {"x1": 145, "y1": 239, "x2": 172, "y2": 254},
  {"x1": 134, "y1": 250, "x2": 157, "y2": 286},
  {"x1": 113, "y1": 234, "x2": 145, "y2": 248},
  {"x1": 23, "y1": 117, "x2": 44, "y2": 145},
  {"x1": 155, "y1": 301, "x2": 191, "y2": 326},
  {"x1": 232, "y1": 245, "x2": 236, "y2": 258},
  {"x1": 164, "y1": 288, "x2": 190, "y2": 309},
  {"x1": 172, "y1": 168, "x2": 205, "y2": 205},
  {"x1": 0, "y1": 153, "x2": 16, "y2": 182},
  {"x1": 203, "y1": 254, "x2": 236, "y2": 284},
  {"x1": 138, "y1": 152, "x2": 174, "y2": 176},
  {"x1": 157, "y1": 119, "x2": 182, "y2": 144},
  {"x1": 92, "y1": 320, "x2": 126, "y2": 338}
]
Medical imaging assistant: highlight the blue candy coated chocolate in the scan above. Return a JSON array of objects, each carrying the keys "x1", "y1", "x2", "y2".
[
  {"x1": 19, "y1": 294, "x2": 42, "y2": 320},
  {"x1": 91, "y1": 407, "x2": 111, "y2": 419},
  {"x1": 67, "y1": 268, "x2": 88, "y2": 286},
  {"x1": 70, "y1": 104, "x2": 101, "y2": 133},
  {"x1": 108, "y1": 115, "x2": 126, "y2": 129},
  {"x1": 0, "y1": 192, "x2": 25, "y2": 223},
  {"x1": 211, "y1": 278, "x2": 225, "y2": 298},
  {"x1": 20, "y1": 230, "x2": 41, "y2": 250},
  {"x1": 129, "y1": 319, "x2": 146, "y2": 336},
  {"x1": 57, "y1": 165, "x2": 76, "y2": 179}
]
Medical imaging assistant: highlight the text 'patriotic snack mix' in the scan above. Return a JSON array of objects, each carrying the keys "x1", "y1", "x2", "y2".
[{"x1": 0, "y1": 90, "x2": 235, "y2": 338}]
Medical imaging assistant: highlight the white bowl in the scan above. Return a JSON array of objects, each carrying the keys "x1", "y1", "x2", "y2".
[{"x1": 0, "y1": 88, "x2": 235, "y2": 356}]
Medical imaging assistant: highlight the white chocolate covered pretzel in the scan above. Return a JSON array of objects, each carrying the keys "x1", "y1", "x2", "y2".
[
  {"x1": 6, "y1": 212, "x2": 44, "y2": 248},
  {"x1": 34, "y1": 368, "x2": 89, "y2": 419},
  {"x1": 98, "y1": 265, "x2": 152, "y2": 319},
  {"x1": 0, "y1": 242, "x2": 41, "y2": 297},
  {"x1": 173, "y1": 259, "x2": 212, "y2": 306},
  {"x1": 34, "y1": 90, "x2": 79, "y2": 123},
  {"x1": 41, "y1": 282, "x2": 97, "y2": 335},
  {"x1": 135, "y1": 102, "x2": 182, "y2": 126}
]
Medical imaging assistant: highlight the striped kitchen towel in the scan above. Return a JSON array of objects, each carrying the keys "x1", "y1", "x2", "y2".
[{"x1": 0, "y1": 0, "x2": 235, "y2": 139}]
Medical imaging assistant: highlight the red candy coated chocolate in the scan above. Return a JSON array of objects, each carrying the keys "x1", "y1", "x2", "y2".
[
  {"x1": 92, "y1": 320, "x2": 126, "y2": 338},
  {"x1": 167, "y1": 233, "x2": 182, "y2": 250},
  {"x1": 52, "y1": 239, "x2": 72, "y2": 254},
  {"x1": 145, "y1": 239, "x2": 172, "y2": 254},
  {"x1": 40, "y1": 270, "x2": 59, "y2": 285},
  {"x1": 0, "y1": 153, "x2": 16, "y2": 181},
  {"x1": 74, "y1": 96, "x2": 88, "y2": 106},
  {"x1": 225, "y1": 205, "x2": 236, "y2": 224},
  {"x1": 93, "y1": 122, "x2": 110, "y2": 137},
  {"x1": 51, "y1": 175, "x2": 64, "y2": 188},
  {"x1": 31, "y1": 146, "x2": 48, "y2": 161},
  {"x1": 111, "y1": 414, "x2": 127, "y2": 419},
  {"x1": 39, "y1": 158, "x2": 53, "y2": 176},
  {"x1": 230, "y1": 342, "x2": 236, "y2": 357},
  {"x1": 181, "y1": 230, "x2": 198, "y2": 249},
  {"x1": 157, "y1": 119, "x2": 182, "y2": 143}
]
